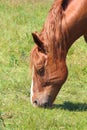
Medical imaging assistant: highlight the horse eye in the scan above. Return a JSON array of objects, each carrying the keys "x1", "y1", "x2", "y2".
[{"x1": 37, "y1": 67, "x2": 45, "y2": 76}]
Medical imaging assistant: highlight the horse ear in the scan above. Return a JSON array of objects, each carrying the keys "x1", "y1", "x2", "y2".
[
  {"x1": 84, "y1": 34, "x2": 87, "y2": 43},
  {"x1": 32, "y1": 32, "x2": 44, "y2": 50}
]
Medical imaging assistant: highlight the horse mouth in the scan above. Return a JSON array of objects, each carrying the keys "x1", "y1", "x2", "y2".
[
  {"x1": 32, "y1": 95, "x2": 53, "y2": 108},
  {"x1": 33, "y1": 101, "x2": 52, "y2": 108}
]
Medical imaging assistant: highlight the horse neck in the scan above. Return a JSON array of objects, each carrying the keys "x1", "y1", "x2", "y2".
[
  {"x1": 64, "y1": 0, "x2": 87, "y2": 52},
  {"x1": 40, "y1": 0, "x2": 87, "y2": 59}
]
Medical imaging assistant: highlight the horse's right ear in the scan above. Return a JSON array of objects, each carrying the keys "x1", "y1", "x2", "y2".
[{"x1": 32, "y1": 32, "x2": 44, "y2": 49}]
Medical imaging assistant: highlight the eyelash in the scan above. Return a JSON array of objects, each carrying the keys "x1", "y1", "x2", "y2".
[{"x1": 37, "y1": 67, "x2": 45, "y2": 76}]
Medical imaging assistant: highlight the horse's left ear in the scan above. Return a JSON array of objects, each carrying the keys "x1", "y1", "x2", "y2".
[{"x1": 32, "y1": 32, "x2": 45, "y2": 51}]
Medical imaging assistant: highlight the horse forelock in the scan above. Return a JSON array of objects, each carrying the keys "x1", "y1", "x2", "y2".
[
  {"x1": 30, "y1": 46, "x2": 46, "y2": 68},
  {"x1": 30, "y1": 46, "x2": 39, "y2": 68}
]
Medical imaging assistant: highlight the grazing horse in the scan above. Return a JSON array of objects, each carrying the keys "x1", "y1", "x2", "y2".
[{"x1": 30, "y1": 0, "x2": 87, "y2": 108}]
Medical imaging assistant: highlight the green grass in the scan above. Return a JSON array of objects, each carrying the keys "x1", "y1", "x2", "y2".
[{"x1": 0, "y1": 0, "x2": 87, "y2": 130}]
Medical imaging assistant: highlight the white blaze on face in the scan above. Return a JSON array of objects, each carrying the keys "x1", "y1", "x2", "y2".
[
  {"x1": 30, "y1": 80, "x2": 34, "y2": 104},
  {"x1": 30, "y1": 68, "x2": 34, "y2": 104}
]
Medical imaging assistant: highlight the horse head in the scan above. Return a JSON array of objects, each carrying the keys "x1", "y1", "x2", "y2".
[{"x1": 30, "y1": 32, "x2": 68, "y2": 108}]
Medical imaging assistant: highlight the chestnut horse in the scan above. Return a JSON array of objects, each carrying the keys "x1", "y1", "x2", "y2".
[{"x1": 30, "y1": 0, "x2": 87, "y2": 108}]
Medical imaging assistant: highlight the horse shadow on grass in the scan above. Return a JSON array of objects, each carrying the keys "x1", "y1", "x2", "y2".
[{"x1": 53, "y1": 101, "x2": 87, "y2": 111}]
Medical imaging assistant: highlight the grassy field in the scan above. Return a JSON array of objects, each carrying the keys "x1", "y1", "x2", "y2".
[{"x1": 0, "y1": 0, "x2": 87, "y2": 130}]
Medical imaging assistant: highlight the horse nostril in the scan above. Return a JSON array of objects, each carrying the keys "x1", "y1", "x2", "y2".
[{"x1": 33, "y1": 100, "x2": 38, "y2": 105}]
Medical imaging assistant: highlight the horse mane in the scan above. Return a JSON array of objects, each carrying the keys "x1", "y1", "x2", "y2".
[
  {"x1": 31, "y1": 0, "x2": 68, "y2": 66},
  {"x1": 41, "y1": 0, "x2": 68, "y2": 58}
]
